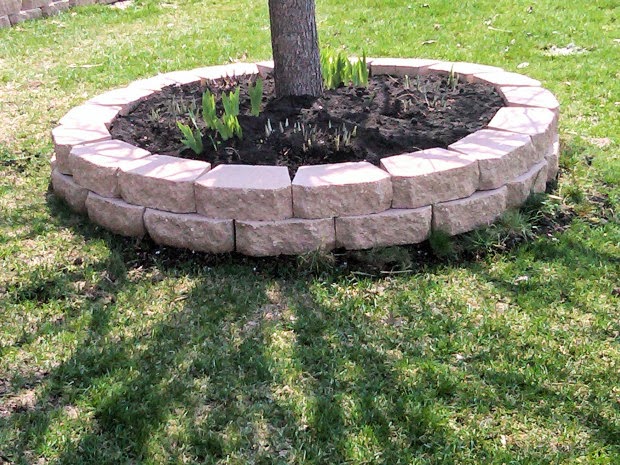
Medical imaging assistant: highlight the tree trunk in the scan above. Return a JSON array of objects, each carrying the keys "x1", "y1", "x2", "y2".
[{"x1": 268, "y1": 0, "x2": 323, "y2": 98}]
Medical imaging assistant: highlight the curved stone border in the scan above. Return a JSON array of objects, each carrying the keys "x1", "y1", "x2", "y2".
[
  {"x1": 50, "y1": 59, "x2": 560, "y2": 256},
  {"x1": 0, "y1": 0, "x2": 121, "y2": 28}
]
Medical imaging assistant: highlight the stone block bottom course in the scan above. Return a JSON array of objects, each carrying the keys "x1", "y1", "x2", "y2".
[{"x1": 51, "y1": 59, "x2": 561, "y2": 256}]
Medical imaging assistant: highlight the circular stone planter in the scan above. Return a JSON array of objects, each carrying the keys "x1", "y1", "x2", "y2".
[{"x1": 50, "y1": 59, "x2": 560, "y2": 256}]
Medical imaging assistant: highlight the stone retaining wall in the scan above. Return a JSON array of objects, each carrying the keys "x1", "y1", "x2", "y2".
[
  {"x1": 0, "y1": 0, "x2": 118, "y2": 27},
  {"x1": 50, "y1": 59, "x2": 561, "y2": 256}
]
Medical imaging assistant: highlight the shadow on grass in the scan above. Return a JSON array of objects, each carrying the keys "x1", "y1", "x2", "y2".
[{"x1": 2, "y1": 186, "x2": 619, "y2": 463}]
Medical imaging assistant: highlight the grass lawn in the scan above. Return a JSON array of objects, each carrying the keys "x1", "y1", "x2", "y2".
[{"x1": 1, "y1": 0, "x2": 619, "y2": 463}]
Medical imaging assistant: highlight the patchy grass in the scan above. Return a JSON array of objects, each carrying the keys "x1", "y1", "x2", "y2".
[{"x1": 1, "y1": 0, "x2": 619, "y2": 464}]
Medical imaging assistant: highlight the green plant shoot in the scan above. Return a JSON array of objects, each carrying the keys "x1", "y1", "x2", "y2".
[
  {"x1": 248, "y1": 78, "x2": 263, "y2": 117},
  {"x1": 202, "y1": 90, "x2": 217, "y2": 130}
]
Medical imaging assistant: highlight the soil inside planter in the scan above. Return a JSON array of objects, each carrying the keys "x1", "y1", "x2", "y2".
[{"x1": 110, "y1": 73, "x2": 504, "y2": 176}]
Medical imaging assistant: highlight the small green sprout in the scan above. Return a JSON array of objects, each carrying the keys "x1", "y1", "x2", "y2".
[{"x1": 248, "y1": 78, "x2": 264, "y2": 116}]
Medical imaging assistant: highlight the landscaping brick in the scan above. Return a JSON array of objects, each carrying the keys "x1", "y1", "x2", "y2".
[
  {"x1": 195, "y1": 164, "x2": 292, "y2": 221},
  {"x1": 448, "y1": 129, "x2": 539, "y2": 190},
  {"x1": 256, "y1": 60, "x2": 274, "y2": 77},
  {"x1": 87, "y1": 86, "x2": 154, "y2": 115},
  {"x1": 9, "y1": 8, "x2": 42, "y2": 24},
  {"x1": 498, "y1": 86, "x2": 560, "y2": 114},
  {"x1": 119, "y1": 155, "x2": 210, "y2": 213},
  {"x1": 21, "y1": 0, "x2": 47, "y2": 9},
  {"x1": 427, "y1": 61, "x2": 504, "y2": 82},
  {"x1": 545, "y1": 135, "x2": 560, "y2": 181},
  {"x1": 50, "y1": 154, "x2": 57, "y2": 172},
  {"x1": 51, "y1": 169, "x2": 89, "y2": 214},
  {"x1": 144, "y1": 209, "x2": 234, "y2": 253},
  {"x1": 70, "y1": 140, "x2": 150, "y2": 198},
  {"x1": 0, "y1": 15, "x2": 10, "y2": 28},
  {"x1": 0, "y1": 0, "x2": 21, "y2": 16},
  {"x1": 42, "y1": 0, "x2": 71, "y2": 16},
  {"x1": 292, "y1": 161, "x2": 392, "y2": 219},
  {"x1": 432, "y1": 186, "x2": 507, "y2": 236},
  {"x1": 335, "y1": 206, "x2": 432, "y2": 250},
  {"x1": 380, "y1": 148, "x2": 479, "y2": 208},
  {"x1": 128, "y1": 75, "x2": 179, "y2": 92},
  {"x1": 369, "y1": 58, "x2": 440, "y2": 76},
  {"x1": 52, "y1": 123, "x2": 111, "y2": 175},
  {"x1": 486, "y1": 107, "x2": 558, "y2": 158},
  {"x1": 58, "y1": 103, "x2": 122, "y2": 129},
  {"x1": 69, "y1": 0, "x2": 95, "y2": 6},
  {"x1": 86, "y1": 192, "x2": 146, "y2": 237},
  {"x1": 472, "y1": 71, "x2": 541, "y2": 87},
  {"x1": 235, "y1": 217, "x2": 335, "y2": 256},
  {"x1": 506, "y1": 160, "x2": 548, "y2": 208},
  {"x1": 159, "y1": 70, "x2": 202, "y2": 85},
  {"x1": 191, "y1": 63, "x2": 259, "y2": 80}
]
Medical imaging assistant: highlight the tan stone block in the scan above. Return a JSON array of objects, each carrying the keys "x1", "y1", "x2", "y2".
[
  {"x1": 42, "y1": 0, "x2": 71, "y2": 16},
  {"x1": 0, "y1": 0, "x2": 21, "y2": 16},
  {"x1": 335, "y1": 207, "x2": 432, "y2": 250},
  {"x1": 70, "y1": 140, "x2": 150, "y2": 197},
  {"x1": 58, "y1": 103, "x2": 122, "y2": 129},
  {"x1": 0, "y1": 15, "x2": 10, "y2": 28},
  {"x1": 191, "y1": 63, "x2": 259, "y2": 80},
  {"x1": 87, "y1": 86, "x2": 154, "y2": 116},
  {"x1": 21, "y1": 0, "x2": 47, "y2": 9},
  {"x1": 236, "y1": 218, "x2": 335, "y2": 256},
  {"x1": 51, "y1": 169, "x2": 89, "y2": 214},
  {"x1": 448, "y1": 129, "x2": 539, "y2": 190},
  {"x1": 380, "y1": 148, "x2": 479, "y2": 208},
  {"x1": 256, "y1": 60, "x2": 274, "y2": 77},
  {"x1": 545, "y1": 135, "x2": 560, "y2": 182},
  {"x1": 144, "y1": 209, "x2": 234, "y2": 253},
  {"x1": 498, "y1": 86, "x2": 560, "y2": 114},
  {"x1": 292, "y1": 162, "x2": 392, "y2": 219},
  {"x1": 195, "y1": 164, "x2": 292, "y2": 221},
  {"x1": 432, "y1": 187, "x2": 507, "y2": 236},
  {"x1": 50, "y1": 154, "x2": 57, "y2": 172},
  {"x1": 119, "y1": 155, "x2": 210, "y2": 213},
  {"x1": 128, "y1": 75, "x2": 178, "y2": 92},
  {"x1": 369, "y1": 58, "x2": 440, "y2": 76},
  {"x1": 159, "y1": 70, "x2": 202, "y2": 85},
  {"x1": 86, "y1": 192, "x2": 145, "y2": 237},
  {"x1": 52, "y1": 123, "x2": 111, "y2": 175},
  {"x1": 427, "y1": 61, "x2": 504, "y2": 82},
  {"x1": 472, "y1": 71, "x2": 541, "y2": 87},
  {"x1": 9, "y1": 7, "x2": 42, "y2": 24},
  {"x1": 506, "y1": 160, "x2": 548, "y2": 208},
  {"x1": 486, "y1": 106, "x2": 558, "y2": 158}
]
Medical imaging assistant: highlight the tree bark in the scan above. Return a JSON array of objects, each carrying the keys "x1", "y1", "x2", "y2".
[{"x1": 268, "y1": 0, "x2": 323, "y2": 98}]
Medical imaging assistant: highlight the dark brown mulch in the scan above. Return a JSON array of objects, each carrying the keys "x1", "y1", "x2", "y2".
[{"x1": 110, "y1": 72, "x2": 504, "y2": 176}]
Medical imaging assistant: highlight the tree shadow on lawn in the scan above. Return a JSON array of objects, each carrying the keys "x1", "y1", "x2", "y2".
[{"x1": 3, "y1": 192, "x2": 619, "y2": 463}]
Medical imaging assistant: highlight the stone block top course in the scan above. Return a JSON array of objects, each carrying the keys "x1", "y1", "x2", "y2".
[{"x1": 50, "y1": 59, "x2": 561, "y2": 256}]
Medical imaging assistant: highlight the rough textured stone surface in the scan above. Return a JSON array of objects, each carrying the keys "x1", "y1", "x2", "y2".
[
  {"x1": 336, "y1": 207, "x2": 432, "y2": 250},
  {"x1": 487, "y1": 106, "x2": 558, "y2": 157},
  {"x1": 59, "y1": 104, "x2": 122, "y2": 129},
  {"x1": 51, "y1": 169, "x2": 89, "y2": 214},
  {"x1": 236, "y1": 218, "x2": 335, "y2": 256},
  {"x1": 0, "y1": 15, "x2": 10, "y2": 28},
  {"x1": 195, "y1": 164, "x2": 292, "y2": 221},
  {"x1": 9, "y1": 7, "x2": 42, "y2": 24},
  {"x1": 128, "y1": 75, "x2": 178, "y2": 92},
  {"x1": 448, "y1": 129, "x2": 539, "y2": 190},
  {"x1": 427, "y1": 61, "x2": 504, "y2": 82},
  {"x1": 506, "y1": 160, "x2": 548, "y2": 208},
  {"x1": 86, "y1": 192, "x2": 146, "y2": 237},
  {"x1": 380, "y1": 148, "x2": 479, "y2": 208},
  {"x1": 50, "y1": 154, "x2": 57, "y2": 172},
  {"x1": 87, "y1": 86, "x2": 154, "y2": 115},
  {"x1": 52, "y1": 123, "x2": 111, "y2": 175},
  {"x1": 119, "y1": 155, "x2": 210, "y2": 213},
  {"x1": 369, "y1": 58, "x2": 439, "y2": 76},
  {"x1": 433, "y1": 187, "x2": 507, "y2": 236},
  {"x1": 70, "y1": 140, "x2": 150, "y2": 197},
  {"x1": 546, "y1": 135, "x2": 560, "y2": 181},
  {"x1": 498, "y1": 86, "x2": 560, "y2": 114},
  {"x1": 144, "y1": 209, "x2": 234, "y2": 253},
  {"x1": 292, "y1": 162, "x2": 392, "y2": 218},
  {"x1": 160, "y1": 70, "x2": 202, "y2": 85},
  {"x1": 0, "y1": 0, "x2": 21, "y2": 16},
  {"x1": 191, "y1": 63, "x2": 259, "y2": 80},
  {"x1": 21, "y1": 0, "x2": 47, "y2": 9},
  {"x1": 256, "y1": 60, "x2": 274, "y2": 77},
  {"x1": 42, "y1": 0, "x2": 71, "y2": 16},
  {"x1": 472, "y1": 71, "x2": 541, "y2": 87}
]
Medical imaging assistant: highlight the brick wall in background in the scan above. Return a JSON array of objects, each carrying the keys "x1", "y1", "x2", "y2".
[{"x1": 0, "y1": 0, "x2": 119, "y2": 28}]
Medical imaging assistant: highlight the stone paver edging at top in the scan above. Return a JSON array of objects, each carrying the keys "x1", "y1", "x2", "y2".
[
  {"x1": 0, "y1": 0, "x2": 121, "y2": 28},
  {"x1": 50, "y1": 59, "x2": 560, "y2": 256}
]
